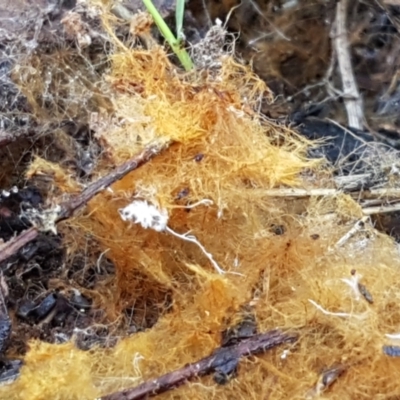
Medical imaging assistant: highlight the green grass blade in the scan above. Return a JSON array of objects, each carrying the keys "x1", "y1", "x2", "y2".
[
  {"x1": 142, "y1": 0, "x2": 194, "y2": 71},
  {"x1": 176, "y1": 0, "x2": 185, "y2": 40}
]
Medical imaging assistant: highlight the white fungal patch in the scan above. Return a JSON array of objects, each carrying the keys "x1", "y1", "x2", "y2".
[
  {"x1": 119, "y1": 200, "x2": 168, "y2": 232},
  {"x1": 119, "y1": 198, "x2": 227, "y2": 274}
]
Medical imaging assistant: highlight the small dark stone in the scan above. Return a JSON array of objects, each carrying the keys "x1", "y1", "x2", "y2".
[
  {"x1": 16, "y1": 299, "x2": 37, "y2": 320},
  {"x1": 194, "y1": 153, "x2": 204, "y2": 162},
  {"x1": 383, "y1": 345, "x2": 400, "y2": 357},
  {"x1": 0, "y1": 359, "x2": 22, "y2": 384},
  {"x1": 176, "y1": 188, "x2": 190, "y2": 200},
  {"x1": 33, "y1": 293, "x2": 58, "y2": 320},
  {"x1": 358, "y1": 283, "x2": 373, "y2": 304},
  {"x1": 320, "y1": 365, "x2": 345, "y2": 388},
  {"x1": 17, "y1": 293, "x2": 57, "y2": 321},
  {"x1": 270, "y1": 224, "x2": 285, "y2": 235},
  {"x1": 0, "y1": 314, "x2": 11, "y2": 355},
  {"x1": 51, "y1": 295, "x2": 74, "y2": 327},
  {"x1": 19, "y1": 242, "x2": 40, "y2": 262},
  {"x1": 18, "y1": 187, "x2": 42, "y2": 208}
]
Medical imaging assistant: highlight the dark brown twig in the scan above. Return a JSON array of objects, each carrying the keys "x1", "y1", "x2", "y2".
[
  {"x1": 0, "y1": 228, "x2": 39, "y2": 265},
  {"x1": 0, "y1": 144, "x2": 164, "y2": 265},
  {"x1": 57, "y1": 145, "x2": 161, "y2": 220},
  {"x1": 100, "y1": 329, "x2": 297, "y2": 400}
]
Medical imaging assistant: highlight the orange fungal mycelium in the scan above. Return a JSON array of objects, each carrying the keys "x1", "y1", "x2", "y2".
[{"x1": 3, "y1": 9, "x2": 400, "y2": 400}]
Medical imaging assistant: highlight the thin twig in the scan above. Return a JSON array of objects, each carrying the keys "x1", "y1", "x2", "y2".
[
  {"x1": 263, "y1": 187, "x2": 400, "y2": 200},
  {"x1": 57, "y1": 145, "x2": 162, "y2": 220},
  {"x1": 359, "y1": 189, "x2": 400, "y2": 199},
  {"x1": 100, "y1": 329, "x2": 297, "y2": 400},
  {"x1": 362, "y1": 202, "x2": 400, "y2": 215},
  {"x1": 0, "y1": 144, "x2": 164, "y2": 265},
  {"x1": 263, "y1": 188, "x2": 338, "y2": 197},
  {"x1": 334, "y1": 173, "x2": 373, "y2": 191},
  {"x1": 0, "y1": 228, "x2": 39, "y2": 265},
  {"x1": 335, "y1": 216, "x2": 370, "y2": 247},
  {"x1": 263, "y1": 186, "x2": 400, "y2": 216},
  {"x1": 333, "y1": 0, "x2": 364, "y2": 129}
]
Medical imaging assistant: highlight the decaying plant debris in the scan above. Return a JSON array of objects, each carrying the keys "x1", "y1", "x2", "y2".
[
  {"x1": 2, "y1": 1, "x2": 400, "y2": 399},
  {"x1": 101, "y1": 329, "x2": 298, "y2": 400}
]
